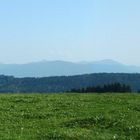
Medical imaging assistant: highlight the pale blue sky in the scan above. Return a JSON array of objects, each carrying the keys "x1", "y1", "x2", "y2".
[{"x1": 0, "y1": 0, "x2": 140, "y2": 65}]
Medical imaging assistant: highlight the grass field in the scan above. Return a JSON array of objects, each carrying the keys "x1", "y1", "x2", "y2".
[{"x1": 0, "y1": 93, "x2": 140, "y2": 140}]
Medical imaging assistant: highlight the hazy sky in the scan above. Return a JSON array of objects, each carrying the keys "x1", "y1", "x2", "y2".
[{"x1": 0, "y1": 0, "x2": 140, "y2": 65}]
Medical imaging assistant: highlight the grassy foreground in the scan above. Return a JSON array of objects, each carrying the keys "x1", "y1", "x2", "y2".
[{"x1": 0, "y1": 93, "x2": 140, "y2": 140}]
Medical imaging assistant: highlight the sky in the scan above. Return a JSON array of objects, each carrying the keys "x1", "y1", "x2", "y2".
[{"x1": 0, "y1": 0, "x2": 140, "y2": 65}]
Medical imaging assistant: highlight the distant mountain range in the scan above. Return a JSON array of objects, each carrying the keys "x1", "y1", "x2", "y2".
[{"x1": 0, "y1": 59, "x2": 140, "y2": 77}]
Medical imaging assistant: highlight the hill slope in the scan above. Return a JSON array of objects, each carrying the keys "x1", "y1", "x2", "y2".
[{"x1": 0, "y1": 73, "x2": 140, "y2": 92}]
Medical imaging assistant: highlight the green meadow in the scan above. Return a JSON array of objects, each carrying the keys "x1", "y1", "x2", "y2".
[{"x1": 0, "y1": 93, "x2": 140, "y2": 140}]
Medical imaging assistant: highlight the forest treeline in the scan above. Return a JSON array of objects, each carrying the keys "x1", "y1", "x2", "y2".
[
  {"x1": 0, "y1": 73, "x2": 140, "y2": 93},
  {"x1": 70, "y1": 83, "x2": 131, "y2": 93}
]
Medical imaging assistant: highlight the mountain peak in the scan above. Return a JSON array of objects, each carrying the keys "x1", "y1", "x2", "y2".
[{"x1": 92, "y1": 59, "x2": 123, "y2": 65}]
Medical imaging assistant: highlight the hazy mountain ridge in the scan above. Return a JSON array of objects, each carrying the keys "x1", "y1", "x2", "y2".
[{"x1": 0, "y1": 59, "x2": 140, "y2": 77}]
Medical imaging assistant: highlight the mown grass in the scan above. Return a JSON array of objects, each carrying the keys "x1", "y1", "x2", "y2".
[{"x1": 0, "y1": 93, "x2": 139, "y2": 140}]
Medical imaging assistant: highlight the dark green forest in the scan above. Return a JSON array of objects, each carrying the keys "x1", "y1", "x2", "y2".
[
  {"x1": 70, "y1": 83, "x2": 131, "y2": 93},
  {"x1": 0, "y1": 73, "x2": 140, "y2": 93}
]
